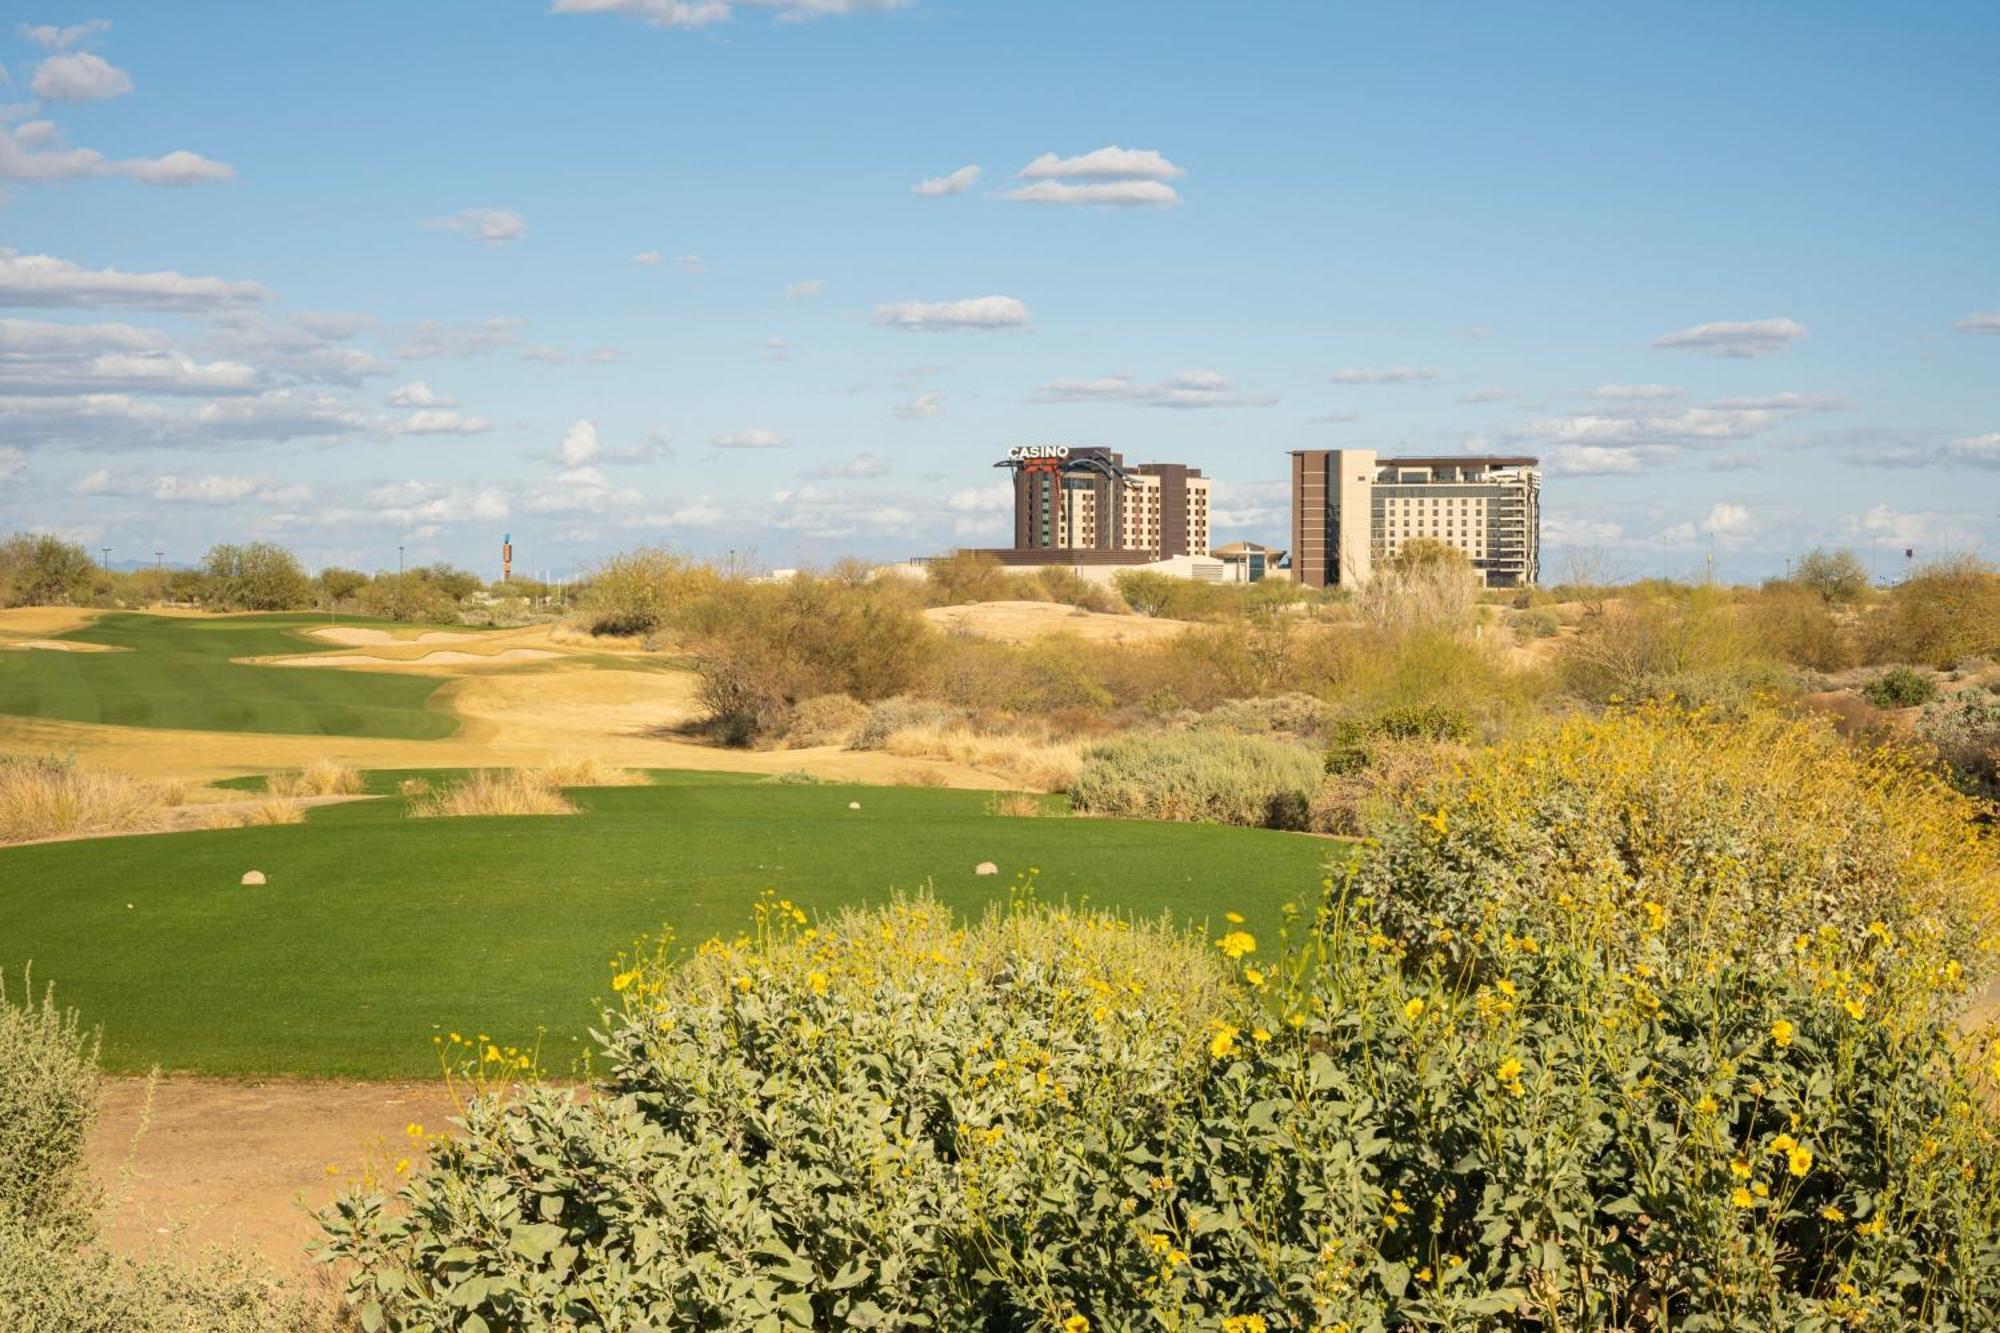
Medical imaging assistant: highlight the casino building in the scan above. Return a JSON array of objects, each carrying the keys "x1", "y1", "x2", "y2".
[
  {"x1": 999, "y1": 446, "x2": 1210, "y2": 561},
  {"x1": 1290, "y1": 448, "x2": 1541, "y2": 589}
]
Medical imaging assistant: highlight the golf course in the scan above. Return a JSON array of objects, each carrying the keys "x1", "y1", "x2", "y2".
[{"x1": 0, "y1": 771, "x2": 1336, "y2": 1077}]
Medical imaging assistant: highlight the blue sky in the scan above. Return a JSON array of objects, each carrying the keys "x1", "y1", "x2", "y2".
[{"x1": 2, "y1": 0, "x2": 1996, "y2": 581}]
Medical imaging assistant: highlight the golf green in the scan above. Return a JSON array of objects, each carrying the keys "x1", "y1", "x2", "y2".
[
  {"x1": 0, "y1": 774, "x2": 1340, "y2": 1078},
  {"x1": 0, "y1": 612, "x2": 461, "y2": 738}
]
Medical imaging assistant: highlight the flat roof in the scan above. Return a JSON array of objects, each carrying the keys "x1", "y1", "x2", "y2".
[{"x1": 1380, "y1": 455, "x2": 1539, "y2": 467}]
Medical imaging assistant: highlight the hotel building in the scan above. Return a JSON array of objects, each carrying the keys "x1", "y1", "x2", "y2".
[
  {"x1": 1002, "y1": 447, "x2": 1210, "y2": 561},
  {"x1": 1290, "y1": 449, "x2": 1540, "y2": 589}
]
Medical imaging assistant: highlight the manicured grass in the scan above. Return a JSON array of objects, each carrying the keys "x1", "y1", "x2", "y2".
[
  {"x1": 0, "y1": 774, "x2": 1340, "y2": 1078},
  {"x1": 0, "y1": 612, "x2": 460, "y2": 738}
]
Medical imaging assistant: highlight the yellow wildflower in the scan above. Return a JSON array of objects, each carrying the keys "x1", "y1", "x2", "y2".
[
  {"x1": 1209, "y1": 1023, "x2": 1239, "y2": 1060},
  {"x1": 1730, "y1": 1157, "x2": 1752, "y2": 1179},
  {"x1": 1404, "y1": 997, "x2": 1425, "y2": 1021},
  {"x1": 1770, "y1": 1018, "x2": 1794, "y2": 1048},
  {"x1": 1217, "y1": 930, "x2": 1257, "y2": 959},
  {"x1": 1243, "y1": 967, "x2": 1266, "y2": 987},
  {"x1": 1731, "y1": 1186, "x2": 1755, "y2": 1209},
  {"x1": 1221, "y1": 1317, "x2": 1267, "y2": 1333},
  {"x1": 1821, "y1": 1203, "x2": 1847, "y2": 1222},
  {"x1": 1788, "y1": 1145, "x2": 1813, "y2": 1177},
  {"x1": 1063, "y1": 1317, "x2": 1090, "y2": 1333},
  {"x1": 1496, "y1": 1056, "x2": 1523, "y2": 1083}
]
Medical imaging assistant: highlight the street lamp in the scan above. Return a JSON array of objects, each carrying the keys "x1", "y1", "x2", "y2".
[{"x1": 100, "y1": 546, "x2": 110, "y2": 572}]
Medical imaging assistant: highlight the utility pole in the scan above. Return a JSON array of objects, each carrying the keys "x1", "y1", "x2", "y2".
[{"x1": 100, "y1": 546, "x2": 110, "y2": 572}]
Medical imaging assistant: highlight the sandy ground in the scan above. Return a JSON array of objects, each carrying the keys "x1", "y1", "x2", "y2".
[
  {"x1": 86, "y1": 1077, "x2": 461, "y2": 1271},
  {"x1": 0, "y1": 637, "x2": 127, "y2": 652},
  {"x1": 265, "y1": 647, "x2": 564, "y2": 669},
  {"x1": 924, "y1": 599, "x2": 1193, "y2": 644},
  {"x1": 308, "y1": 626, "x2": 489, "y2": 646}
]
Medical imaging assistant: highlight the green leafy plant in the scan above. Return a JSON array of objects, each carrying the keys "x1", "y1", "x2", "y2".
[{"x1": 1862, "y1": 666, "x2": 1938, "y2": 709}]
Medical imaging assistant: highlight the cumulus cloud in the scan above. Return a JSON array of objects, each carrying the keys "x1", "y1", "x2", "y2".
[
  {"x1": 801, "y1": 451, "x2": 891, "y2": 480},
  {"x1": 425, "y1": 207, "x2": 527, "y2": 246},
  {"x1": 525, "y1": 465, "x2": 644, "y2": 515},
  {"x1": 1035, "y1": 368, "x2": 1275, "y2": 410},
  {"x1": 873, "y1": 295, "x2": 1029, "y2": 331},
  {"x1": 31, "y1": 51, "x2": 132, "y2": 102},
  {"x1": 0, "y1": 251, "x2": 269, "y2": 311},
  {"x1": 559, "y1": 419, "x2": 601, "y2": 467},
  {"x1": 946, "y1": 483, "x2": 1010, "y2": 513},
  {"x1": 76, "y1": 470, "x2": 311, "y2": 506},
  {"x1": 1327, "y1": 366, "x2": 1436, "y2": 384},
  {"x1": 912, "y1": 164, "x2": 980, "y2": 197},
  {"x1": 0, "y1": 121, "x2": 234, "y2": 186},
  {"x1": 550, "y1": 0, "x2": 911, "y2": 29},
  {"x1": 785, "y1": 278, "x2": 824, "y2": 299},
  {"x1": 386, "y1": 381, "x2": 453, "y2": 408},
  {"x1": 1946, "y1": 433, "x2": 2000, "y2": 467},
  {"x1": 712, "y1": 427, "x2": 788, "y2": 449},
  {"x1": 631, "y1": 250, "x2": 663, "y2": 267},
  {"x1": 393, "y1": 316, "x2": 525, "y2": 359},
  {"x1": 519, "y1": 344, "x2": 570, "y2": 364},
  {"x1": 1589, "y1": 384, "x2": 1685, "y2": 400},
  {"x1": 768, "y1": 481, "x2": 922, "y2": 539},
  {"x1": 1541, "y1": 445, "x2": 1657, "y2": 476},
  {"x1": 1652, "y1": 317, "x2": 1806, "y2": 358},
  {"x1": 895, "y1": 390, "x2": 941, "y2": 419},
  {"x1": 19, "y1": 19, "x2": 112, "y2": 51},
  {"x1": 1954, "y1": 310, "x2": 2000, "y2": 335},
  {"x1": 1017, "y1": 146, "x2": 1183, "y2": 181},
  {"x1": 389, "y1": 409, "x2": 491, "y2": 435},
  {"x1": 1000, "y1": 145, "x2": 1185, "y2": 207},
  {"x1": 1661, "y1": 501, "x2": 1757, "y2": 548}
]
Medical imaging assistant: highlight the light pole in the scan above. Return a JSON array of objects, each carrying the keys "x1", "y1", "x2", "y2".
[{"x1": 100, "y1": 546, "x2": 110, "y2": 572}]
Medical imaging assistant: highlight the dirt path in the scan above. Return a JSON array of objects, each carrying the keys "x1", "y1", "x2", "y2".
[{"x1": 86, "y1": 1077, "x2": 461, "y2": 1272}]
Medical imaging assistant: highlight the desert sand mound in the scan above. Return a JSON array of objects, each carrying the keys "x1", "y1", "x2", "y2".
[{"x1": 925, "y1": 600, "x2": 1192, "y2": 644}]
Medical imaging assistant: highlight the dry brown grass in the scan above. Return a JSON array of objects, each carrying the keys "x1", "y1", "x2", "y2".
[
  {"x1": 879, "y1": 724, "x2": 1084, "y2": 793},
  {"x1": 892, "y1": 766, "x2": 949, "y2": 789},
  {"x1": 985, "y1": 790, "x2": 1051, "y2": 818},
  {"x1": 0, "y1": 756, "x2": 181, "y2": 845},
  {"x1": 408, "y1": 770, "x2": 578, "y2": 818},
  {"x1": 265, "y1": 758, "x2": 364, "y2": 798},
  {"x1": 532, "y1": 753, "x2": 651, "y2": 788},
  {"x1": 238, "y1": 797, "x2": 307, "y2": 826}
]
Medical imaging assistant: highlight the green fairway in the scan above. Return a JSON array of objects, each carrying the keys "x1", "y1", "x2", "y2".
[
  {"x1": 0, "y1": 612, "x2": 459, "y2": 738},
  {"x1": 0, "y1": 774, "x2": 1338, "y2": 1078}
]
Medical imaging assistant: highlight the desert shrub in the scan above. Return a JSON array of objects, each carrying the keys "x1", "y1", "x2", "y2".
[
  {"x1": 759, "y1": 769, "x2": 828, "y2": 785},
  {"x1": 0, "y1": 977, "x2": 323, "y2": 1332},
  {"x1": 264, "y1": 757, "x2": 364, "y2": 798},
  {"x1": 1508, "y1": 606, "x2": 1560, "y2": 640},
  {"x1": 849, "y1": 695, "x2": 969, "y2": 750},
  {"x1": 236, "y1": 796, "x2": 305, "y2": 826},
  {"x1": 1355, "y1": 702, "x2": 2000, "y2": 998},
  {"x1": 1356, "y1": 541, "x2": 1482, "y2": 635},
  {"x1": 679, "y1": 574, "x2": 933, "y2": 743},
  {"x1": 1325, "y1": 701, "x2": 1475, "y2": 774},
  {"x1": 354, "y1": 573, "x2": 463, "y2": 625},
  {"x1": 0, "y1": 534, "x2": 97, "y2": 607},
  {"x1": 781, "y1": 693, "x2": 869, "y2": 748},
  {"x1": 1747, "y1": 582, "x2": 1857, "y2": 671},
  {"x1": 1792, "y1": 547, "x2": 1872, "y2": 604},
  {"x1": 1310, "y1": 736, "x2": 1469, "y2": 837},
  {"x1": 1032, "y1": 565, "x2": 1122, "y2": 613},
  {"x1": 921, "y1": 551, "x2": 1040, "y2": 605},
  {"x1": 197, "y1": 542, "x2": 312, "y2": 611},
  {"x1": 879, "y1": 724, "x2": 1084, "y2": 793},
  {"x1": 408, "y1": 770, "x2": 577, "y2": 818},
  {"x1": 573, "y1": 547, "x2": 713, "y2": 637},
  {"x1": 1862, "y1": 665, "x2": 1938, "y2": 709},
  {"x1": 1867, "y1": 555, "x2": 2000, "y2": 667},
  {"x1": 1070, "y1": 731, "x2": 1321, "y2": 828},
  {"x1": 985, "y1": 790, "x2": 1051, "y2": 817},
  {"x1": 1191, "y1": 693, "x2": 1330, "y2": 741},
  {"x1": 0, "y1": 755, "x2": 178, "y2": 845},
  {"x1": 1557, "y1": 584, "x2": 1778, "y2": 705},
  {"x1": 1916, "y1": 691, "x2": 2000, "y2": 797}
]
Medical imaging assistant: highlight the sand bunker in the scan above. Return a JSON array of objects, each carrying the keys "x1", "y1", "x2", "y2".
[
  {"x1": 309, "y1": 626, "x2": 488, "y2": 646},
  {"x1": 268, "y1": 647, "x2": 563, "y2": 669},
  {"x1": 924, "y1": 600, "x2": 1193, "y2": 645},
  {"x1": 0, "y1": 637, "x2": 126, "y2": 653}
]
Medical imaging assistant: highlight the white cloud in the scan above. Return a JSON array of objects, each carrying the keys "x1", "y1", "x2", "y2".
[
  {"x1": 389, "y1": 409, "x2": 491, "y2": 436},
  {"x1": 1954, "y1": 310, "x2": 2000, "y2": 335},
  {"x1": 1035, "y1": 368, "x2": 1275, "y2": 410},
  {"x1": 425, "y1": 207, "x2": 527, "y2": 246},
  {"x1": 559, "y1": 419, "x2": 601, "y2": 467},
  {"x1": 946, "y1": 483, "x2": 1010, "y2": 513},
  {"x1": 519, "y1": 344, "x2": 570, "y2": 364},
  {"x1": 674, "y1": 253, "x2": 707, "y2": 273},
  {"x1": 912, "y1": 164, "x2": 980, "y2": 197},
  {"x1": 1589, "y1": 384, "x2": 1685, "y2": 400},
  {"x1": 551, "y1": 0, "x2": 912, "y2": 28},
  {"x1": 1708, "y1": 391, "x2": 1853, "y2": 411},
  {"x1": 712, "y1": 427, "x2": 788, "y2": 449},
  {"x1": 785, "y1": 278, "x2": 823, "y2": 299},
  {"x1": 1001, "y1": 180, "x2": 1180, "y2": 208},
  {"x1": 768, "y1": 481, "x2": 921, "y2": 539},
  {"x1": 895, "y1": 390, "x2": 941, "y2": 419},
  {"x1": 1308, "y1": 410, "x2": 1360, "y2": 423},
  {"x1": 1661, "y1": 501, "x2": 1757, "y2": 548},
  {"x1": 525, "y1": 466, "x2": 644, "y2": 515},
  {"x1": 19, "y1": 20, "x2": 112, "y2": 51},
  {"x1": 873, "y1": 295, "x2": 1029, "y2": 331},
  {"x1": 1543, "y1": 513, "x2": 1625, "y2": 547},
  {"x1": 0, "y1": 345, "x2": 260, "y2": 396},
  {"x1": 0, "y1": 122, "x2": 234, "y2": 186},
  {"x1": 392, "y1": 316, "x2": 525, "y2": 359},
  {"x1": 75, "y1": 470, "x2": 312, "y2": 506},
  {"x1": 1017, "y1": 146, "x2": 1184, "y2": 181},
  {"x1": 802, "y1": 451, "x2": 891, "y2": 479},
  {"x1": 0, "y1": 446, "x2": 24, "y2": 481},
  {"x1": 586, "y1": 347, "x2": 620, "y2": 363},
  {"x1": 0, "y1": 251, "x2": 268, "y2": 311},
  {"x1": 1652, "y1": 317, "x2": 1806, "y2": 358},
  {"x1": 0, "y1": 317, "x2": 167, "y2": 354},
  {"x1": 762, "y1": 335, "x2": 791, "y2": 360},
  {"x1": 631, "y1": 250, "x2": 663, "y2": 267},
  {"x1": 1327, "y1": 366, "x2": 1436, "y2": 384},
  {"x1": 1541, "y1": 445, "x2": 1653, "y2": 476},
  {"x1": 386, "y1": 381, "x2": 453, "y2": 408},
  {"x1": 1457, "y1": 385, "x2": 1514, "y2": 403},
  {"x1": 1945, "y1": 433, "x2": 2000, "y2": 467},
  {"x1": 31, "y1": 52, "x2": 132, "y2": 102}
]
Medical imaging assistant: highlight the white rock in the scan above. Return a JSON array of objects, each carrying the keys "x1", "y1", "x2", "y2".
[
  {"x1": 975, "y1": 861, "x2": 998, "y2": 876},
  {"x1": 240, "y1": 870, "x2": 267, "y2": 886}
]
